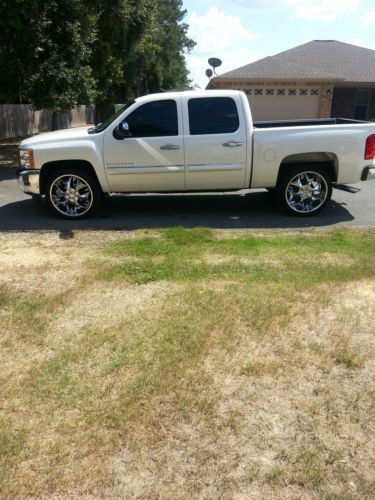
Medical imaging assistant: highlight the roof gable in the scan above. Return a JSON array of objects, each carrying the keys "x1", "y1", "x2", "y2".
[{"x1": 218, "y1": 40, "x2": 375, "y2": 82}]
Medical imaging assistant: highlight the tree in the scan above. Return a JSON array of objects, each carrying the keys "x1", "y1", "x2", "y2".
[
  {"x1": 89, "y1": 0, "x2": 154, "y2": 121},
  {"x1": 125, "y1": 0, "x2": 196, "y2": 97},
  {"x1": 0, "y1": 0, "x2": 40, "y2": 104},
  {"x1": 0, "y1": 0, "x2": 195, "y2": 123},
  {"x1": 27, "y1": 0, "x2": 97, "y2": 125},
  {"x1": 143, "y1": 0, "x2": 195, "y2": 93},
  {"x1": 90, "y1": 0, "x2": 195, "y2": 114},
  {"x1": 0, "y1": 0, "x2": 96, "y2": 115}
]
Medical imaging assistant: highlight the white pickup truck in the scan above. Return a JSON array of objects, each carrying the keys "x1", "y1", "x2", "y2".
[{"x1": 17, "y1": 90, "x2": 375, "y2": 219}]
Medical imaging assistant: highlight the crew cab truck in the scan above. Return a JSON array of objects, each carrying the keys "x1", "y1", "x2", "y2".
[{"x1": 17, "y1": 90, "x2": 375, "y2": 219}]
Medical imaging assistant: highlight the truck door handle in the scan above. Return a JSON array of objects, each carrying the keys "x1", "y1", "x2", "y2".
[
  {"x1": 160, "y1": 144, "x2": 180, "y2": 150},
  {"x1": 223, "y1": 141, "x2": 243, "y2": 148}
]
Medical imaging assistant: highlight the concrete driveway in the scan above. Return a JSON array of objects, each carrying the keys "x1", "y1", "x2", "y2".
[{"x1": 1, "y1": 142, "x2": 374, "y2": 232}]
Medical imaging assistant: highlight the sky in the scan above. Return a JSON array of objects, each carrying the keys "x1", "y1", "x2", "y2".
[{"x1": 183, "y1": 0, "x2": 375, "y2": 89}]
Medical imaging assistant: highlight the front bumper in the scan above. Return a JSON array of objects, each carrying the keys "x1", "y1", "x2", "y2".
[
  {"x1": 361, "y1": 166, "x2": 375, "y2": 181},
  {"x1": 16, "y1": 168, "x2": 41, "y2": 195}
]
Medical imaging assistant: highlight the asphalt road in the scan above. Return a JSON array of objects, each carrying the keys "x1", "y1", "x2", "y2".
[{"x1": 1, "y1": 143, "x2": 374, "y2": 232}]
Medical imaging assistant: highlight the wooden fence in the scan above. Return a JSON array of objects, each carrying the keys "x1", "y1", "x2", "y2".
[{"x1": 0, "y1": 104, "x2": 95, "y2": 139}]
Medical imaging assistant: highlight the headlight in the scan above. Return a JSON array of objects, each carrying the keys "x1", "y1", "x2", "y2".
[{"x1": 19, "y1": 149, "x2": 35, "y2": 169}]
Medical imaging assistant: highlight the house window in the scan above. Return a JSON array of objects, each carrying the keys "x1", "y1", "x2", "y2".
[
  {"x1": 288, "y1": 89, "x2": 296, "y2": 96},
  {"x1": 266, "y1": 89, "x2": 274, "y2": 96},
  {"x1": 255, "y1": 89, "x2": 263, "y2": 96},
  {"x1": 300, "y1": 89, "x2": 308, "y2": 96},
  {"x1": 277, "y1": 89, "x2": 285, "y2": 96},
  {"x1": 245, "y1": 89, "x2": 252, "y2": 95},
  {"x1": 311, "y1": 89, "x2": 319, "y2": 96},
  {"x1": 354, "y1": 89, "x2": 370, "y2": 120}
]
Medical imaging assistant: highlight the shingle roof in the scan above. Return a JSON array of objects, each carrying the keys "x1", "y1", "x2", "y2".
[{"x1": 217, "y1": 40, "x2": 375, "y2": 82}]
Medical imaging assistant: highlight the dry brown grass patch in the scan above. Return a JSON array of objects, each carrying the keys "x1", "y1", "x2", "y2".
[
  {"x1": 108, "y1": 281, "x2": 375, "y2": 499},
  {"x1": 1, "y1": 230, "x2": 375, "y2": 498}
]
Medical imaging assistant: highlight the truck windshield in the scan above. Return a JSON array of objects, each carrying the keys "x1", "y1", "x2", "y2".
[{"x1": 88, "y1": 101, "x2": 135, "y2": 134}]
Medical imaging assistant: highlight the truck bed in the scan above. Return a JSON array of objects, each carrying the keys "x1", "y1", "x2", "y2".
[{"x1": 253, "y1": 118, "x2": 367, "y2": 129}]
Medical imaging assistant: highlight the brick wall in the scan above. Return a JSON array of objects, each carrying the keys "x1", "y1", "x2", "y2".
[{"x1": 318, "y1": 84, "x2": 334, "y2": 118}]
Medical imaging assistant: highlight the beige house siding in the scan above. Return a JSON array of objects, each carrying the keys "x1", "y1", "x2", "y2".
[{"x1": 210, "y1": 80, "x2": 334, "y2": 121}]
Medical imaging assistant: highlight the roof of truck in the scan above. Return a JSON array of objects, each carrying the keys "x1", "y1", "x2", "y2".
[{"x1": 134, "y1": 89, "x2": 243, "y2": 103}]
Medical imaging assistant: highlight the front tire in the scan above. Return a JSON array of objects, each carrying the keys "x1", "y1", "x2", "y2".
[
  {"x1": 45, "y1": 169, "x2": 101, "y2": 219},
  {"x1": 277, "y1": 166, "x2": 332, "y2": 216}
]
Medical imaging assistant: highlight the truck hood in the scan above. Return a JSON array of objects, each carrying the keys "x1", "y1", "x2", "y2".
[{"x1": 20, "y1": 126, "x2": 92, "y2": 148}]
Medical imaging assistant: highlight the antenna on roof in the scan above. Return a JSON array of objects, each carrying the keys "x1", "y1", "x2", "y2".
[{"x1": 205, "y1": 57, "x2": 222, "y2": 80}]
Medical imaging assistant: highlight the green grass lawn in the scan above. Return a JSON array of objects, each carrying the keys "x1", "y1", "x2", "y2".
[{"x1": 1, "y1": 227, "x2": 375, "y2": 498}]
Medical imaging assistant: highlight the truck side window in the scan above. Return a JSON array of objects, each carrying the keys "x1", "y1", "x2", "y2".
[
  {"x1": 188, "y1": 97, "x2": 239, "y2": 135},
  {"x1": 125, "y1": 99, "x2": 178, "y2": 137}
]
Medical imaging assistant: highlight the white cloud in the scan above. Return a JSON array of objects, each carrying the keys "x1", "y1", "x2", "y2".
[
  {"x1": 285, "y1": 0, "x2": 361, "y2": 21},
  {"x1": 188, "y1": 7, "x2": 259, "y2": 55},
  {"x1": 361, "y1": 11, "x2": 375, "y2": 27},
  {"x1": 230, "y1": 0, "x2": 283, "y2": 9},
  {"x1": 187, "y1": 7, "x2": 260, "y2": 88}
]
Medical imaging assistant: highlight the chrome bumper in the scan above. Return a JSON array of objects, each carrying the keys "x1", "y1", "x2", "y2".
[
  {"x1": 361, "y1": 166, "x2": 375, "y2": 181},
  {"x1": 16, "y1": 169, "x2": 41, "y2": 195}
]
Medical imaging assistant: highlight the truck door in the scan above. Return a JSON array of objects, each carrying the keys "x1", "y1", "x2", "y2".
[
  {"x1": 183, "y1": 95, "x2": 247, "y2": 190},
  {"x1": 103, "y1": 97, "x2": 185, "y2": 192}
]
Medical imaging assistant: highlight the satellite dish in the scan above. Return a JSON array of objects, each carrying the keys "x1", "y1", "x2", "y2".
[
  {"x1": 205, "y1": 68, "x2": 213, "y2": 78},
  {"x1": 208, "y1": 57, "x2": 222, "y2": 69}
]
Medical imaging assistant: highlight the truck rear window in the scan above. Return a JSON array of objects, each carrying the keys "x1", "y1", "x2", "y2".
[{"x1": 188, "y1": 97, "x2": 239, "y2": 135}]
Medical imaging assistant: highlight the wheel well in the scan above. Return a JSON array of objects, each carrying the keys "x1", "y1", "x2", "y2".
[
  {"x1": 277, "y1": 160, "x2": 337, "y2": 186},
  {"x1": 39, "y1": 160, "x2": 101, "y2": 195}
]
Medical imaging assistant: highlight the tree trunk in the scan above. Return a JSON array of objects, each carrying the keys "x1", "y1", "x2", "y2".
[{"x1": 51, "y1": 110, "x2": 58, "y2": 131}]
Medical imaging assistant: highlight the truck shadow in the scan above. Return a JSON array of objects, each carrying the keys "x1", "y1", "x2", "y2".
[{"x1": 0, "y1": 191, "x2": 354, "y2": 232}]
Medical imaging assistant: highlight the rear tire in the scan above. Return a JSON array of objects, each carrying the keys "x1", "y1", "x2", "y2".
[
  {"x1": 277, "y1": 165, "x2": 332, "y2": 216},
  {"x1": 45, "y1": 168, "x2": 101, "y2": 219}
]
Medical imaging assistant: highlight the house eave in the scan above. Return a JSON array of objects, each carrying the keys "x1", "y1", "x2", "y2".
[
  {"x1": 334, "y1": 81, "x2": 375, "y2": 87},
  {"x1": 212, "y1": 76, "x2": 343, "y2": 83}
]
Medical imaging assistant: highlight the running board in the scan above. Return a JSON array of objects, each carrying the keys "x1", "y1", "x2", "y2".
[{"x1": 334, "y1": 184, "x2": 361, "y2": 193}]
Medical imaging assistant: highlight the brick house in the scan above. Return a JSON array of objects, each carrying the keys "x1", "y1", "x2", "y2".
[{"x1": 208, "y1": 40, "x2": 375, "y2": 122}]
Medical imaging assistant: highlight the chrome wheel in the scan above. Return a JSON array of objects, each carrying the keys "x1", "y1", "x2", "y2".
[
  {"x1": 285, "y1": 171, "x2": 328, "y2": 214},
  {"x1": 49, "y1": 174, "x2": 93, "y2": 217}
]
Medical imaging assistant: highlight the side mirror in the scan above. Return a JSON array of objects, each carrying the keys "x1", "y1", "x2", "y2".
[{"x1": 114, "y1": 121, "x2": 131, "y2": 140}]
